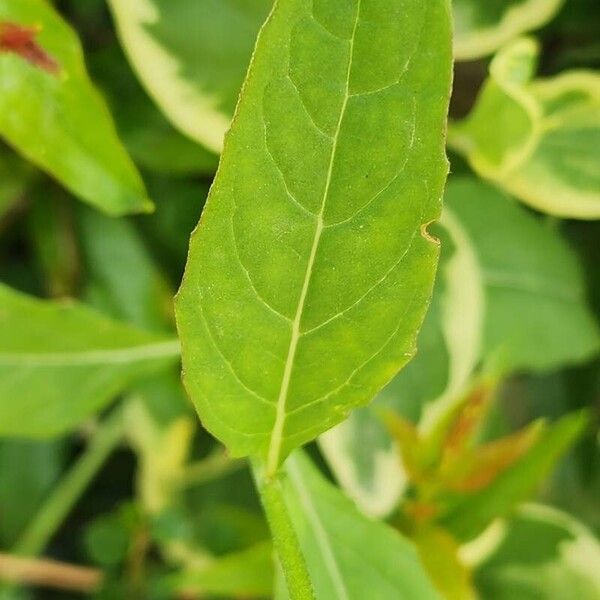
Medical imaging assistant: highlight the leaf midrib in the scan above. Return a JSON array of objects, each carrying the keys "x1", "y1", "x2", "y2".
[
  {"x1": 0, "y1": 339, "x2": 181, "y2": 367},
  {"x1": 266, "y1": 1, "x2": 362, "y2": 475}
]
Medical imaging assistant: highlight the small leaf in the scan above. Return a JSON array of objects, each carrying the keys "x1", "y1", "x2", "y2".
[
  {"x1": 0, "y1": 283, "x2": 180, "y2": 437},
  {"x1": 440, "y1": 421, "x2": 542, "y2": 492},
  {"x1": 446, "y1": 177, "x2": 600, "y2": 373},
  {"x1": 449, "y1": 38, "x2": 600, "y2": 219},
  {"x1": 453, "y1": 0, "x2": 564, "y2": 60},
  {"x1": 0, "y1": 0, "x2": 151, "y2": 215},
  {"x1": 277, "y1": 452, "x2": 441, "y2": 600},
  {"x1": 440, "y1": 410, "x2": 589, "y2": 541},
  {"x1": 176, "y1": 0, "x2": 453, "y2": 473},
  {"x1": 107, "y1": 0, "x2": 272, "y2": 153}
]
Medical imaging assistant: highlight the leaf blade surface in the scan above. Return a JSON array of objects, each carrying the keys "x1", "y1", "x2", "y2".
[{"x1": 176, "y1": 0, "x2": 453, "y2": 469}]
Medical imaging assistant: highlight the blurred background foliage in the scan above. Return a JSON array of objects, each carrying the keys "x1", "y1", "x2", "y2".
[{"x1": 0, "y1": 0, "x2": 599, "y2": 599}]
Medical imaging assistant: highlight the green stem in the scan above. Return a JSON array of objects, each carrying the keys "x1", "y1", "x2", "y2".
[
  {"x1": 252, "y1": 460, "x2": 315, "y2": 600},
  {"x1": 181, "y1": 448, "x2": 245, "y2": 487},
  {"x1": 13, "y1": 405, "x2": 125, "y2": 557}
]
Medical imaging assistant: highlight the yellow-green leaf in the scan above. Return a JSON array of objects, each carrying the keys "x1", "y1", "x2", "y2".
[{"x1": 176, "y1": 0, "x2": 452, "y2": 473}]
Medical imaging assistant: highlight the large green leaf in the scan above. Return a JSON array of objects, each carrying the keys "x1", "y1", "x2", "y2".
[
  {"x1": 449, "y1": 38, "x2": 600, "y2": 219},
  {"x1": 0, "y1": 283, "x2": 179, "y2": 438},
  {"x1": 446, "y1": 177, "x2": 599, "y2": 374},
  {"x1": 107, "y1": 0, "x2": 272, "y2": 153},
  {"x1": 474, "y1": 504, "x2": 600, "y2": 599},
  {"x1": 176, "y1": 0, "x2": 452, "y2": 473},
  {"x1": 0, "y1": 0, "x2": 151, "y2": 215},
  {"x1": 276, "y1": 452, "x2": 441, "y2": 600},
  {"x1": 318, "y1": 208, "x2": 484, "y2": 517},
  {"x1": 453, "y1": 0, "x2": 564, "y2": 60}
]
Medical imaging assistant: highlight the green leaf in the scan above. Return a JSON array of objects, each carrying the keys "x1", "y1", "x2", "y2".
[
  {"x1": 175, "y1": 541, "x2": 274, "y2": 598},
  {"x1": 453, "y1": 0, "x2": 564, "y2": 60},
  {"x1": 449, "y1": 38, "x2": 600, "y2": 219},
  {"x1": 77, "y1": 205, "x2": 173, "y2": 331},
  {"x1": 0, "y1": 146, "x2": 32, "y2": 221},
  {"x1": 413, "y1": 526, "x2": 476, "y2": 600},
  {"x1": 27, "y1": 191, "x2": 79, "y2": 298},
  {"x1": 107, "y1": 0, "x2": 272, "y2": 153},
  {"x1": 276, "y1": 452, "x2": 441, "y2": 600},
  {"x1": 176, "y1": 0, "x2": 453, "y2": 474},
  {"x1": 0, "y1": 439, "x2": 64, "y2": 546},
  {"x1": 318, "y1": 207, "x2": 484, "y2": 517},
  {"x1": 89, "y1": 44, "x2": 219, "y2": 176},
  {"x1": 0, "y1": 283, "x2": 179, "y2": 437},
  {"x1": 0, "y1": 0, "x2": 150, "y2": 215},
  {"x1": 440, "y1": 410, "x2": 589, "y2": 541},
  {"x1": 446, "y1": 177, "x2": 600, "y2": 373},
  {"x1": 474, "y1": 503, "x2": 600, "y2": 599}
]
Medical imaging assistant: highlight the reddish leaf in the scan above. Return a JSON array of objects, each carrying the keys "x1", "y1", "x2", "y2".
[
  {"x1": 0, "y1": 22, "x2": 59, "y2": 74},
  {"x1": 442, "y1": 421, "x2": 543, "y2": 492}
]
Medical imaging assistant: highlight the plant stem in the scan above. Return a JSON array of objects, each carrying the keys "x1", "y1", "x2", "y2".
[
  {"x1": 252, "y1": 460, "x2": 315, "y2": 600},
  {"x1": 13, "y1": 405, "x2": 125, "y2": 557},
  {"x1": 181, "y1": 448, "x2": 245, "y2": 487},
  {"x1": 0, "y1": 552, "x2": 102, "y2": 593}
]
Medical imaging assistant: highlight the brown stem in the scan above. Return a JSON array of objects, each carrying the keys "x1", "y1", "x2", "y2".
[{"x1": 0, "y1": 552, "x2": 102, "y2": 593}]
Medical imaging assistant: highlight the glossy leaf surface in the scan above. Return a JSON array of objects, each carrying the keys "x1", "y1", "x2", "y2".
[
  {"x1": 0, "y1": 0, "x2": 151, "y2": 215},
  {"x1": 176, "y1": 0, "x2": 452, "y2": 472},
  {"x1": 0, "y1": 283, "x2": 179, "y2": 437}
]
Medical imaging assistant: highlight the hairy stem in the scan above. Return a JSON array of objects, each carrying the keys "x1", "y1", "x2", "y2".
[{"x1": 252, "y1": 460, "x2": 315, "y2": 600}]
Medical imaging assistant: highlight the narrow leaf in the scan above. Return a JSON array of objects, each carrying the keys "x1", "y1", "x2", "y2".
[
  {"x1": 0, "y1": 0, "x2": 151, "y2": 215},
  {"x1": 440, "y1": 410, "x2": 589, "y2": 541},
  {"x1": 0, "y1": 283, "x2": 179, "y2": 437},
  {"x1": 176, "y1": 0, "x2": 453, "y2": 474}
]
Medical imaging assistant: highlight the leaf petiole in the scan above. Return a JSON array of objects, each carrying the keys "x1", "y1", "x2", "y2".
[{"x1": 251, "y1": 459, "x2": 315, "y2": 600}]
